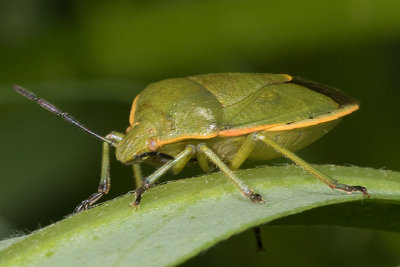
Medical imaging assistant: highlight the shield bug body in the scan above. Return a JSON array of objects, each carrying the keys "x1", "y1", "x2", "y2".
[{"x1": 14, "y1": 73, "x2": 368, "y2": 212}]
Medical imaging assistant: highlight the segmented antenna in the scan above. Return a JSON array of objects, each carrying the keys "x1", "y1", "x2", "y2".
[{"x1": 13, "y1": 85, "x2": 113, "y2": 144}]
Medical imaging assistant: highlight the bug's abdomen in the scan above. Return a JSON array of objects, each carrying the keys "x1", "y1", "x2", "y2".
[
  {"x1": 158, "y1": 119, "x2": 338, "y2": 165},
  {"x1": 207, "y1": 120, "x2": 339, "y2": 162}
]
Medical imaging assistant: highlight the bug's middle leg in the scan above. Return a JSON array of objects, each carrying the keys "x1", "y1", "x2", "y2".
[
  {"x1": 228, "y1": 135, "x2": 266, "y2": 250},
  {"x1": 197, "y1": 143, "x2": 264, "y2": 203}
]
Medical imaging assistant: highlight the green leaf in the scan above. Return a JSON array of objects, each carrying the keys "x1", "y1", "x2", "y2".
[
  {"x1": 0, "y1": 165, "x2": 399, "y2": 267},
  {"x1": 270, "y1": 200, "x2": 400, "y2": 232}
]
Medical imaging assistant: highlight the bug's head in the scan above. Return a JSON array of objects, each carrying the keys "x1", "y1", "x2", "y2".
[{"x1": 115, "y1": 121, "x2": 159, "y2": 164}]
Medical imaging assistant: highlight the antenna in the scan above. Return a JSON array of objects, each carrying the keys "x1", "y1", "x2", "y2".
[{"x1": 13, "y1": 85, "x2": 113, "y2": 145}]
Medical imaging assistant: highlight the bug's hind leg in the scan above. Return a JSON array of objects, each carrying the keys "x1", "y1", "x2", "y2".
[
  {"x1": 253, "y1": 132, "x2": 369, "y2": 197},
  {"x1": 74, "y1": 132, "x2": 123, "y2": 213},
  {"x1": 197, "y1": 143, "x2": 264, "y2": 203}
]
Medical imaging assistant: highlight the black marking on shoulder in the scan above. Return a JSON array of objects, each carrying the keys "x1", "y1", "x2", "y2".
[
  {"x1": 291, "y1": 77, "x2": 359, "y2": 108},
  {"x1": 138, "y1": 152, "x2": 174, "y2": 160}
]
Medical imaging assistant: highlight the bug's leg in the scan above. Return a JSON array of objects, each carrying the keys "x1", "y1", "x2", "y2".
[
  {"x1": 132, "y1": 164, "x2": 143, "y2": 188},
  {"x1": 230, "y1": 134, "x2": 257, "y2": 170},
  {"x1": 172, "y1": 149, "x2": 194, "y2": 174},
  {"x1": 133, "y1": 145, "x2": 195, "y2": 206},
  {"x1": 75, "y1": 141, "x2": 111, "y2": 212},
  {"x1": 197, "y1": 143, "x2": 264, "y2": 203},
  {"x1": 253, "y1": 226, "x2": 265, "y2": 252},
  {"x1": 229, "y1": 136, "x2": 266, "y2": 249},
  {"x1": 74, "y1": 132, "x2": 123, "y2": 213},
  {"x1": 196, "y1": 150, "x2": 214, "y2": 172},
  {"x1": 253, "y1": 132, "x2": 369, "y2": 196}
]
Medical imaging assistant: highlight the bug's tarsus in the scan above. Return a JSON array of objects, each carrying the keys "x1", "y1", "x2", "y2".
[
  {"x1": 74, "y1": 192, "x2": 104, "y2": 213},
  {"x1": 333, "y1": 183, "x2": 369, "y2": 197},
  {"x1": 130, "y1": 188, "x2": 144, "y2": 208},
  {"x1": 249, "y1": 193, "x2": 265, "y2": 203},
  {"x1": 13, "y1": 85, "x2": 112, "y2": 145},
  {"x1": 131, "y1": 183, "x2": 147, "y2": 207}
]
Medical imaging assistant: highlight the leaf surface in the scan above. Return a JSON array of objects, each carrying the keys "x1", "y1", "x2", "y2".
[{"x1": 1, "y1": 166, "x2": 399, "y2": 267}]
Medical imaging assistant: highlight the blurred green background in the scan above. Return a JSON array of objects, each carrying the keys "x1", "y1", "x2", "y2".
[{"x1": 1, "y1": 0, "x2": 399, "y2": 266}]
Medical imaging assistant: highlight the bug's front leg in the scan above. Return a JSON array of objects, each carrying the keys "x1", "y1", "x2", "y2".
[
  {"x1": 74, "y1": 132, "x2": 123, "y2": 213},
  {"x1": 132, "y1": 145, "x2": 195, "y2": 207}
]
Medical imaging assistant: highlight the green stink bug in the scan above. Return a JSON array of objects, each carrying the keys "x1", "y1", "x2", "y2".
[{"x1": 14, "y1": 73, "x2": 368, "y2": 212}]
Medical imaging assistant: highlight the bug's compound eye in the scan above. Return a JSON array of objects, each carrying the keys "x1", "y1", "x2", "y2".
[{"x1": 148, "y1": 138, "x2": 158, "y2": 151}]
